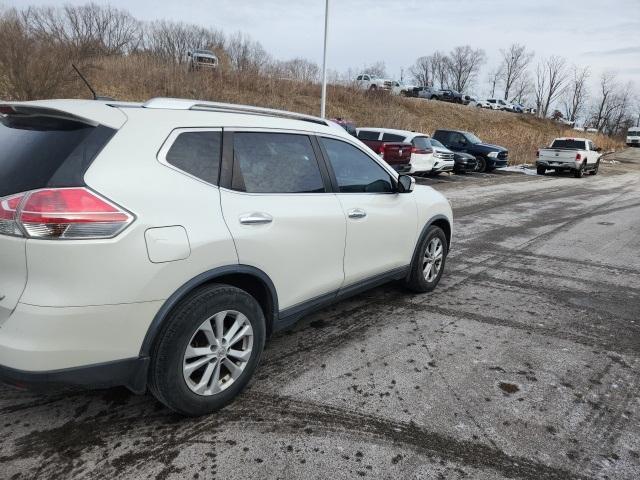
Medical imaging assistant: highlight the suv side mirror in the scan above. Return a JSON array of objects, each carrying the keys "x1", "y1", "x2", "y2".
[
  {"x1": 397, "y1": 175, "x2": 415, "y2": 193},
  {"x1": 187, "y1": 52, "x2": 192, "y2": 57},
  {"x1": 595, "y1": 146, "x2": 602, "y2": 152}
]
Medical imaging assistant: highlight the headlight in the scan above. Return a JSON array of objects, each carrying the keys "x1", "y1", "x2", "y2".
[{"x1": 487, "y1": 151, "x2": 499, "y2": 159}]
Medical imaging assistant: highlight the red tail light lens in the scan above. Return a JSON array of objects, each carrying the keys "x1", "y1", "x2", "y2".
[
  {"x1": 575, "y1": 153, "x2": 582, "y2": 161},
  {"x1": 0, "y1": 188, "x2": 133, "y2": 240},
  {"x1": 378, "y1": 143, "x2": 387, "y2": 155},
  {"x1": 411, "y1": 147, "x2": 433, "y2": 155}
]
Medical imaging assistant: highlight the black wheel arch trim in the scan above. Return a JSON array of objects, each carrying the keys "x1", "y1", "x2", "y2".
[
  {"x1": 139, "y1": 264, "x2": 279, "y2": 358},
  {"x1": 407, "y1": 215, "x2": 451, "y2": 280}
]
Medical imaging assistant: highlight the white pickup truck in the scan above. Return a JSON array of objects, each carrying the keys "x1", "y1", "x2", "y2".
[
  {"x1": 536, "y1": 137, "x2": 602, "y2": 178},
  {"x1": 355, "y1": 74, "x2": 392, "y2": 91}
]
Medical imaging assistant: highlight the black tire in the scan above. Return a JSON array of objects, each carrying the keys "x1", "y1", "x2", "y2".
[
  {"x1": 148, "y1": 284, "x2": 266, "y2": 416},
  {"x1": 574, "y1": 162, "x2": 585, "y2": 178},
  {"x1": 405, "y1": 225, "x2": 448, "y2": 293},
  {"x1": 590, "y1": 161, "x2": 600, "y2": 175},
  {"x1": 369, "y1": 85, "x2": 377, "y2": 91},
  {"x1": 475, "y1": 156, "x2": 487, "y2": 173},
  {"x1": 537, "y1": 166, "x2": 546, "y2": 175}
]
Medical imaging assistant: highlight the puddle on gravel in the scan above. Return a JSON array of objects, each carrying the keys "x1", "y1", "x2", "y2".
[{"x1": 498, "y1": 382, "x2": 520, "y2": 395}]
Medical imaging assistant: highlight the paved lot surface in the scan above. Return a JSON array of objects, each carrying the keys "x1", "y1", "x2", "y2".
[{"x1": 2, "y1": 150, "x2": 640, "y2": 480}]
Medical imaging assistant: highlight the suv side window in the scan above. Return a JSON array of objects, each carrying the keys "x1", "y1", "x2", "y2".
[
  {"x1": 165, "y1": 131, "x2": 221, "y2": 185},
  {"x1": 320, "y1": 137, "x2": 394, "y2": 193},
  {"x1": 450, "y1": 133, "x2": 467, "y2": 145},
  {"x1": 231, "y1": 132, "x2": 325, "y2": 193},
  {"x1": 381, "y1": 133, "x2": 406, "y2": 142},
  {"x1": 356, "y1": 75, "x2": 362, "y2": 81},
  {"x1": 357, "y1": 130, "x2": 381, "y2": 141}
]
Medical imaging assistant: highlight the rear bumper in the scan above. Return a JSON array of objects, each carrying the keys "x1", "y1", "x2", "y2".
[
  {"x1": 536, "y1": 159, "x2": 579, "y2": 169},
  {"x1": 0, "y1": 357, "x2": 149, "y2": 393},
  {"x1": 0, "y1": 300, "x2": 162, "y2": 388}
]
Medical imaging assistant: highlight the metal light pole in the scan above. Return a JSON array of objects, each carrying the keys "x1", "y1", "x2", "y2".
[{"x1": 320, "y1": 0, "x2": 329, "y2": 118}]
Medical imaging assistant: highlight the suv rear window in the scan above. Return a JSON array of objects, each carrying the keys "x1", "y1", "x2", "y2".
[
  {"x1": 412, "y1": 136, "x2": 431, "y2": 149},
  {"x1": 550, "y1": 139, "x2": 587, "y2": 150},
  {"x1": 232, "y1": 132, "x2": 325, "y2": 193},
  {"x1": 0, "y1": 113, "x2": 114, "y2": 197},
  {"x1": 356, "y1": 131, "x2": 380, "y2": 141},
  {"x1": 381, "y1": 133, "x2": 406, "y2": 142}
]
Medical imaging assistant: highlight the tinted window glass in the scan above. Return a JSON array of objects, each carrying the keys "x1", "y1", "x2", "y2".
[
  {"x1": 381, "y1": 133, "x2": 406, "y2": 142},
  {"x1": 166, "y1": 131, "x2": 221, "y2": 184},
  {"x1": 432, "y1": 131, "x2": 450, "y2": 144},
  {"x1": 550, "y1": 139, "x2": 587, "y2": 150},
  {"x1": 0, "y1": 114, "x2": 113, "y2": 197},
  {"x1": 232, "y1": 133, "x2": 324, "y2": 193},
  {"x1": 321, "y1": 138, "x2": 393, "y2": 193},
  {"x1": 430, "y1": 138, "x2": 446, "y2": 148},
  {"x1": 412, "y1": 136, "x2": 431, "y2": 149},
  {"x1": 357, "y1": 130, "x2": 380, "y2": 141}
]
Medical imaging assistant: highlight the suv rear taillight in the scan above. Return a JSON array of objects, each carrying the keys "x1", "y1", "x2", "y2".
[
  {"x1": 0, "y1": 187, "x2": 133, "y2": 240},
  {"x1": 575, "y1": 153, "x2": 582, "y2": 161},
  {"x1": 0, "y1": 193, "x2": 25, "y2": 236}
]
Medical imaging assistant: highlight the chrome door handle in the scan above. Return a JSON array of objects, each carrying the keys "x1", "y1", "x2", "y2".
[
  {"x1": 347, "y1": 208, "x2": 367, "y2": 219},
  {"x1": 239, "y1": 212, "x2": 273, "y2": 225}
]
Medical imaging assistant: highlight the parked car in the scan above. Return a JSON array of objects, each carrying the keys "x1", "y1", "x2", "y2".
[
  {"x1": 357, "y1": 128, "x2": 454, "y2": 175},
  {"x1": 355, "y1": 74, "x2": 392, "y2": 91},
  {"x1": 331, "y1": 118, "x2": 357, "y2": 137},
  {"x1": 536, "y1": 137, "x2": 601, "y2": 177},
  {"x1": 462, "y1": 95, "x2": 475, "y2": 106},
  {"x1": 627, "y1": 127, "x2": 640, "y2": 147},
  {"x1": 433, "y1": 89, "x2": 464, "y2": 104},
  {"x1": 469, "y1": 99, "x2": 492, "y2": 109},
  {"x1": 391, "y1": 81, "x2": 417, "y2": 96},
  {"x1": 416, "y1": 86, "x2": 440, "y2": 99},
  {"x1": 188, "y1": 49, "x2": 219, "y2": 71},
  {"x1": 0, "y1": 98, "x2": 453, "y2": 416},
  {"x1": 429, "y1": 138, "x2": 478, "y2": 173},
  {"x1": 510, "y1": 101, "x2": 525, "y2": 113},
  {"x1": 486, "y1": 98, "x2": 516, "y2": 111},
  {"x1": 356, "y1": 131, "x2": 413, "y2": 173},
  {"x1": 432, "y1": 129, "x2": 509, "y2": 173}
]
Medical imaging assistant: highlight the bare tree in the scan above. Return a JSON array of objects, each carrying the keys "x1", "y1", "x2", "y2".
[
  {"x1": 447, "y1": 45, "x2": 486, "y2": 93},
  {"x1": 271, "y1": 58, "x2": 319, "y2": 83},
  {"x1": 425, "y1": 51, "x2": 447, "y2": 89},
  {"x1": 0, "y1": 9, "x2": 79, "y2": 99},
  {"x1": 534, "y1": 56, "x2": 568, "y2": 117},
  {"x1": 361, "y1": 61, "x2": 387, "y2": 78},
  {"x1": 486, "y1": 66, "x2": 503, "y2": 98},
  {"x1": 499, "y1": 43, "x2": 533, "y2": 101},
  {"x1": 226, "y1": 32, "x2": 269, "y2": 73},
  {"x1": 511, "y1": 72, "x2": 533, "y2": 104},
  {"x1": 22, "y1": 3, "x2": 142, "y2": 56},
  {"x1": 562, "y1": 66, "x2": 590, "y2": 122},
  {"x1": 409, "y1": 56, "x2": 431, "y2": 86},
  {"x1": 590, "y1": 72, "x2": 618, "y2": 132},
  {"x1": 145, "y1": 21, "x2": 224, "y2": 64}
]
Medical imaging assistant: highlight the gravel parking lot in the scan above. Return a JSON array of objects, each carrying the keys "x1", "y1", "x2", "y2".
[{"x1": 1, "y1": 150, "x2": 639, "y2": 480}]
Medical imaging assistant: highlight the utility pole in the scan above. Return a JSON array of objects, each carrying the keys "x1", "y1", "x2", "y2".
[{"x1": 320, "y1": 0, "x2": 329, "y2": 118}]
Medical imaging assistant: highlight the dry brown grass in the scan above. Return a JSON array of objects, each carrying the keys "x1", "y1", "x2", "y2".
[{"x1": 78, "y1": 55, "x2": 624, "y2": 165}]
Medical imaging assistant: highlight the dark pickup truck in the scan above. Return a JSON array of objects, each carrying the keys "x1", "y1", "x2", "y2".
[
  {"x1": 432, "y1": 129, "x2": 508, "y2": 173},
  {"x1": 358, "y1": 137, "x2": 412, "y2": 173}
]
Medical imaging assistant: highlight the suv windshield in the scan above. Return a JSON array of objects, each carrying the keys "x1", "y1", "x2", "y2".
[
  {"x1": 464, "y1": 133, "x2": 482, "y2": 144},
  {"x1": 551, "y1": 139, "x2": 587, "y2": 150},
  {"x1": 430, "y1": 139, "x2": 445, "y2": 148}
]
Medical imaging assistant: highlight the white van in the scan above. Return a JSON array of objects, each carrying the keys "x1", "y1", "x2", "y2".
[{"x1": 627, "y1": 127, "x2": 640, "y2": 147}]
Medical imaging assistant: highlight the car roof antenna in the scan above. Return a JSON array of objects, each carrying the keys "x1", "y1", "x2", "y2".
[{"x1": 71, "y1": 64, "x2": 115, "y2": 101}]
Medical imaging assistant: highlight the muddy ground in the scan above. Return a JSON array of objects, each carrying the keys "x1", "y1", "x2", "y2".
[{"x1": 1, "y1": 150, "x2": 639, "y2": 480}]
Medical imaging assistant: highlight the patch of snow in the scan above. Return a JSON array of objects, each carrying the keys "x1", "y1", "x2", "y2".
[{"x1": 497, "y1": 165, "x2": 539, "y2": 175}]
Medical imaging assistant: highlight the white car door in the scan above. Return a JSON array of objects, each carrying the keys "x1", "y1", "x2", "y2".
[
  {"x1": 220, "y1": 131, "x2": 346, "y2": 311},
  {"x1": 318, "y1": 136, "x2": 417, "y2": 286}
]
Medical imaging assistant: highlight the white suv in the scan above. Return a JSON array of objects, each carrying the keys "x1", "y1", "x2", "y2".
[
  {"x1": 0, "y1": 98, "x2": 452, "y2": 416},
  {"x1": 356, "y1": 128, "x2": 455, "y2": 175}
]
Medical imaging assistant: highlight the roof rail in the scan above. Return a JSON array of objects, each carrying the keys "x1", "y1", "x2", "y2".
[{"x1": 142, "y1": 97, "x2": 329, "y2": 126}]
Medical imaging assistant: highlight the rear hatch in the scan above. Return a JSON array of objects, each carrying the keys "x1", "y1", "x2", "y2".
[
  {"x1": 380, "y1": 142, "x2": 412, "y2": 166},
  {"x1": 0, "y1": 106, "x2": 116, "y2": 321}
]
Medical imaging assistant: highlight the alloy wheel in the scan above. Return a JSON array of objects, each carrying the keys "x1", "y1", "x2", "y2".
[
  {"x1": 182, "y1": 310, "x2": 254, "y2": 396},
  {"x1": 423, "y1": 237, "x2": 444, "y2": 282}
]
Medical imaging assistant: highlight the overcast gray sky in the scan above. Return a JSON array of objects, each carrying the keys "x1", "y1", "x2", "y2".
[{"x1": 4, "y1": 0, "x2": 640, "y2": 96}]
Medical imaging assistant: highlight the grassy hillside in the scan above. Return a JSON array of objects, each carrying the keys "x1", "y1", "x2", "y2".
[{"x1": 80, "y1": 55, "x2": 624, "y2": 165}]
